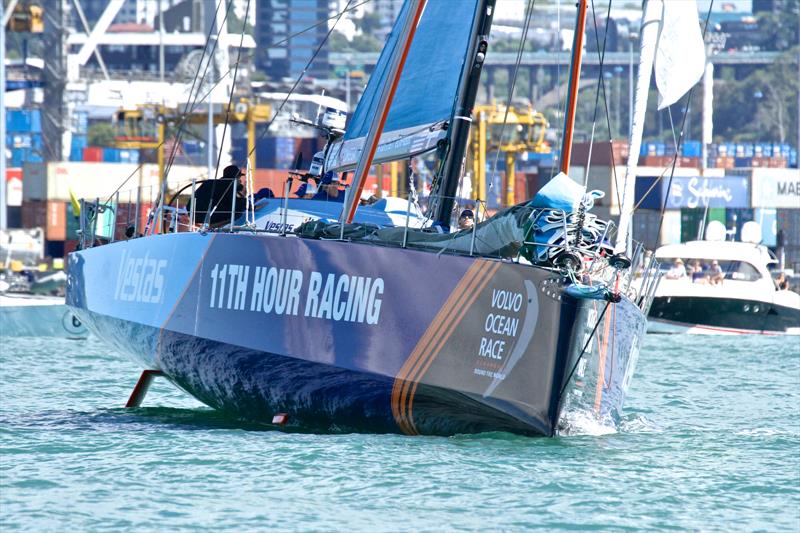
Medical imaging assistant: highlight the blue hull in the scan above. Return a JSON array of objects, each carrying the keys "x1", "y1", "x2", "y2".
[{"x1": 67, "y1": 232, "x2": 647, "y2": 436}]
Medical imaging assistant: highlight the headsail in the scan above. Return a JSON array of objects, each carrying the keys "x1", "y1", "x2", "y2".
[
  {"x1": 615, "y1": 0, "x2": 705, "y2": 253},
  {"x1": 324, "y1": 0, "x2": 482, "y2": 172}
]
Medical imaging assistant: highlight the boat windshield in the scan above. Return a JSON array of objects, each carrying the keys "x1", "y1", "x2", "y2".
[{"x1": 658, "y1": 258, "x2": 762, "y2": 282}]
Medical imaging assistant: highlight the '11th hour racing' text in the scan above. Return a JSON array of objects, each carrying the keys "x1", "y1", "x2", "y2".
[{"x1": 208, "y1": 263, "x2": 384, "y2": 325}]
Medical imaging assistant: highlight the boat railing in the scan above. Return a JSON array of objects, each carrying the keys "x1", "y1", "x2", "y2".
[{"x1": 75, "y1": 183, "x2": 659, "y2": 310}]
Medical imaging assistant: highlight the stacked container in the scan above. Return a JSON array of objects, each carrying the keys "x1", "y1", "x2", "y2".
[{"x1": 5, "y1": 109, "x2": 43, "y2": 166}]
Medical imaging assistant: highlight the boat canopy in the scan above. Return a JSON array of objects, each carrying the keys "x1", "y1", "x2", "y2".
[
  {"x1": 655, "y1": 241, "x2": 777, "y2": 268},
  {"x1": 324, "y1": 0, "x2": 480, "y2": 172}
]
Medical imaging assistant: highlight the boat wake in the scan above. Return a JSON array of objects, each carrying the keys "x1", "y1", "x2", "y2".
[
  {"x1": 556, "y1": 408, "x2": 618, "y2": 436},
  {"x1": 556, "y1": 409, "x2": 658, "y2": 437}
]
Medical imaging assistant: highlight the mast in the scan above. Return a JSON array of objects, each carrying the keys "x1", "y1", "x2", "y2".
[
  {"x1": 559, "y1": 0, "x2": 588, "y2": 175},
  {"x1": 431, "y1": 0, "x2": 496, "y2": 227},
  {"x1": 342, "y1": 0, "x2": 427, "y2": 224},
  {"x1": 615, "y1": 0, "x2": 661, "y2": 253}
]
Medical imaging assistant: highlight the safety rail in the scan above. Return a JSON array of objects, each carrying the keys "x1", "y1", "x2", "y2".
[{"x1": 75, "y1": 180, "x2": 659, "y2": 311}]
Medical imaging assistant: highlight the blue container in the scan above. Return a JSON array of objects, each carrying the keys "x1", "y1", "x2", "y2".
[
  {"x1": 7, "y1": 133, "x2": 31, "y2": 149},
  {"x1": 10, "y1": 148, "x2": 24, "y2": 166},
  {"x1": 790, "y1": 149, "x2": 797, "y2": 168},
  {"x1": 743, "y1": 143, "x2": 755, "y2": 158},
  {"x1": 6, "y1": 109, "x2": 42, "y2": 133},
  {"x1": 779, "y1": 143, "x2": 791, "y2": 157},
  {"x1": 655, "y1": 142, "x2": 666, "y2": 156},
  {"x1": 69, "y1": 146, "x2": 84, "y2": 161},
  {"x1": 682, "y1": 141, "x2": 701, "y2": 157},
  {"x1": 118, "y1": 149, "x2": 140, "y2": 164},
  {"x1": 103, "y1": 147, "x2": 121, "y2": 163},
  {"x1": 756, "y1": 143, "x2": 771, "y2": 157},
  {"x1": 184, "y1": 140, "x2": 202, "y2": 154},
  {"x1": 734, "y1": 157, "x2": 752, "y2": 167},
  {"x1": 71, "y1": 134, "x2": 88, "y2": 151}
]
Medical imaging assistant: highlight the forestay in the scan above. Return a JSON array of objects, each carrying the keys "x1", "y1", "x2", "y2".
[{"x1": 325, "y1": 0, "x2": 481, "y2": 171}]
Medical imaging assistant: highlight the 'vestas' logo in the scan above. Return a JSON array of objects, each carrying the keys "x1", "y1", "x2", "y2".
[{"x1": 114, "y1": 250, "x2": 168, "y2": 304}]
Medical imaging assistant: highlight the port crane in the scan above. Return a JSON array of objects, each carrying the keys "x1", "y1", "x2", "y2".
[{"x1": 469, "y1": 103, "x2": 550, "y2": 205}]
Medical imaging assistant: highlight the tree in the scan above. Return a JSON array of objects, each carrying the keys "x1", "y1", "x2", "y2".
[
  {"x1": 87, "y1": 123, "x2": 116, "y2": 147},
  {"x1": 356, "y1": 11, "x2": 383, "y2": 36}
]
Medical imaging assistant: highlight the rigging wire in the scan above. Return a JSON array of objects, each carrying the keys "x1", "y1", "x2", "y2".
[
  {"x1": 202, "y1": 0, "x2": 357, "y2": 225},
  {"x1": 102, "y1": 0, "x2": 370, "y2": 206},
  {"x1": 486, "y1": 0, "x2": 538, "y2": 197},
  {"x1": 164, "y1": 0, "x2": 232, "y2": 182},
  {"x1": 245, "y1": 0, "x2": 356, "y2": 162},
  {"x1": 585, "y1": 0, "x2": 622, "y2": 210}
]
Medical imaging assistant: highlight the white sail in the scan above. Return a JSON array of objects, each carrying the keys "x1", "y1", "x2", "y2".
[
  {"x1": 654, "y1": 0, "x2": 706, "y2": 110},
  {"x1": 616, "y1": 0, "x2": 705, "y2": 253}
]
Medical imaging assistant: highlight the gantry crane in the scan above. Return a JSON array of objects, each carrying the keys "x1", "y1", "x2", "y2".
[
  {"x1": 113, "y1": 99, "x2": 272, "y2": 184},
  {"x1": 469, "y1": 103, "x2": 550, "y2": 206}
]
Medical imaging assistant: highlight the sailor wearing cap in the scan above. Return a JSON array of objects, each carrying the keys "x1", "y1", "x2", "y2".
[{"x1": 458, "y1": 208, "x2": 475, "y2": 230}]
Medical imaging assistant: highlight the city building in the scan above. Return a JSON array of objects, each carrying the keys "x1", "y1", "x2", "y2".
[{"x1": 255, "y1": 0, "x2": 330, "y2": 80}]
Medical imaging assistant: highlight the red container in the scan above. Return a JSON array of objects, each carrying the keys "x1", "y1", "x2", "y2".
[
  {"x1": 82, "y1": 147, "x2": 103, "y2": 162},
  {"x1": 676, "y1": 156, "x2": 700, "y2": 168}
]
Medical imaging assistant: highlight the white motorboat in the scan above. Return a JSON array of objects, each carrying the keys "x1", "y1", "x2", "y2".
[{"x1": 648, "y1": 223, "x2": 800, "y2": 335}]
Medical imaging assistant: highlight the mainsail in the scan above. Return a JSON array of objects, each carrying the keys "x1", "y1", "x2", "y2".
[{"x1": 324, "y1": 0, "x2": 482, "y2": 171}]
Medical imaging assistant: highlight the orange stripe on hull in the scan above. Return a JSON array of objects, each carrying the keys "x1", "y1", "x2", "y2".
[{"x1": 390, "y1": 260, "x2": 496, "y2": 435}]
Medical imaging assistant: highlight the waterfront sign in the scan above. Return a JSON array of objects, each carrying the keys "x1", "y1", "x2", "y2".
[
  {"x1": 750, "y1": 168, "x2": 800, "y2": 209},
  {"x1": 662, "y1": 176, "x2": 749, "y2": 209}
]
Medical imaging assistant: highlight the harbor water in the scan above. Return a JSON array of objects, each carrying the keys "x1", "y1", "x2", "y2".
[{"x1": 1, "y1": 335, "x2": 798, "y2": 531}]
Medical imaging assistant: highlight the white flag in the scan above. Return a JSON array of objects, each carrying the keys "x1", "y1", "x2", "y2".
[{"x1": 654, "y1": 0, "x2": 706, "y2": 110}]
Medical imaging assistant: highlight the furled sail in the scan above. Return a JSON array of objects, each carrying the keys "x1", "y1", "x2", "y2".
[{"x1": 324, "y1": 0, "x2": 481, "y2": 172}]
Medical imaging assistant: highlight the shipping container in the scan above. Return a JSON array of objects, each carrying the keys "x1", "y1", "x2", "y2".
[
  {"x1": 681, "y1": 140, "x2": 701, "y2": 157},
  {"x1": 103, "y1": 148, "x2": 121, "y2": 163},
  {"x1": 768, "y1": 157, "x2": 788, "y2": 168},
  {"x1": 676, "y1": 156, "x2": 700, "y2": 168},
  {"x1": 46, "y1": 201, "x2": 67, "y2": 241},
  {"x1": 21, "y1": 200, "x2": 47, "y2": 229},
  {"x1": 571, "y1": 140, "x2": 628, "y2": 166},
  {"x1": 754, "y1": 208, "x2": 777, "y2": 247},
  {"x1": 71, "y1": 134, "x2": 88, "y2": 151},
  {"x1": 680, "y1": 207, "x2": 725, "y2": 242},
  {"x1": 642, "y1": 155, "x2": 674, "y2": 167},
  {"x1": 734, "y1": 157, "x2": 752, "y2": 168},
  {"x1": 725, "y1": 208, "x2": 755, "y2": 241},
  {"x1": 83, "y1": 147, "x2": 103, "y2": 162},
  {"x1": 5, "y1": 109, "x2": 42, "y2": 133}
]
